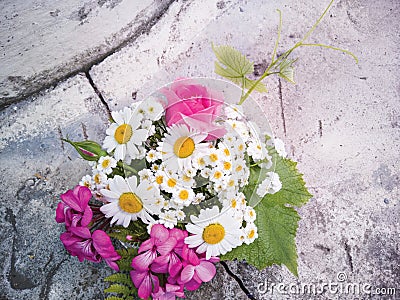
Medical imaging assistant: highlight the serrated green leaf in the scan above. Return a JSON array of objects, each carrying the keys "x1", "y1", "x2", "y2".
[
  {"x1": 105, "y1": 296, "x2": 125, "y2": 300},
  {"x1": 222, "y1": 151, "x2": 312, "y2": 276},
  {"x1": 213, "y1": 44, "x2": 254, "y2": 78},
  {"x1": 222, "y1": 202, "x2": 300, "y2": 275},
  {"x1": 104, "y1": 273, "x2": 134, "y2": 288},
  {"x1": 278, "y1": 58, "x2": 297, "y2": 84},
  {"x1": 104, "y1": 284, "x2": 132, "y2": 297},
  {"x1": 212, "y1": 44, "x2": 268, "y2": 93}
]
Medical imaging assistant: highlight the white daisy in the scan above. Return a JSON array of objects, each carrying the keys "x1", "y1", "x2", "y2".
[
  {"x1": 243, "y1": 206, "x2": 257, "y2": 223},
  {"x1": 158, "y1": 124, "x2": 209, "y2": 173},
  {"x1": 103, "y1": 107, "x2": 148, "y2": 161},
  {"x1": 146, "y1": 149, "x2": 159, "y2": 163},
  {"x1": 158, "y1": 210, "x2": 178, "y2": 229},
  {"x1": 100, "y1": 175, "x2": 161, "y2": 227},
  {"x1": 140, "y1": 99, "x2": 164, "y2": 121},
  {"x1": 172, "y1": 187, "x2": 195, "y2": 207},
  {"x1": 92, "y1": 170, "x2": 108, "y2": 189},
  {"x1": 97, "y1": 156, "x2": 117, "y2": 175},
  {"x1": 273, "y1": 138, "x2": 287, "y2": 157},
  {"x1": 256, "y1": 172, "x2": 282, "y2": 197},
  {"x1": 138, "y1": 169, "x2": 153, "y2": 182},
  {"x1": 225, "y1": 104, "x2": 244, "y2": 120},
  {"x1": 79, "y1": 175, "x2": 94, "y2": 190},
  {"x1": 185, "y1": 206, "x2": 242, "y2": 259},
  {"x1": 192, "y1": 193, "x2": 205, "y2": 204},
  {"x1": 247, "y1": 141, "x2": 268, "y2": 161},
  {"x1": 243, "y1": 222, "x2": 258, "y2": 245}
]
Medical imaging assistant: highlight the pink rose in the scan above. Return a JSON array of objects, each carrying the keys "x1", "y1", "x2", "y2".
[{"x1": 162, "y1": 79, "x2": 226, "y2": 141}]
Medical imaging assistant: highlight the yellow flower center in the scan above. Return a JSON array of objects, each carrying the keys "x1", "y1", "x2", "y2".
[
  {"x1": 114, "y1": 124, "x2": 133, "y2": 144},
  {"x1": 213, "y1": 171, "x2": 222, "y2": 179},
  {"x1": 203, "y1": 223, "x2": 225, "y2": 245},
  {"x1": 101, "y1": 159, "x2": 110, "y2": 168},
  {"x1": 235, "y1": 165, "x2": 243, "y2": 172},
  {"x1": 93, "y1": 174, "x2": 101, "y2": 184},
  {"x1": 248, "y1": 229, "x2": 255, "y2": 239},
  {"x1": 119, "y1": 192, "x2": 143, "y2": 213},
  {"x1": 231, "y1": 199, "x2": 237, "y2": 208},
  {"x1": 209, "y1": 153, "x2": 218, "y2": 162},
  {"x1": 179, "y1": 190, "x2": 189, "y2": 200},
  {"x1": 167, "y1": 178, "x2": 177, "y2": 188},
  {"x1": 238, "y1": 144, "x2": 244, "y2": 151},
  {"x1": 156, "y1": 175, "x2": 164, "y2": 185},
  {"x1": 223, "y1": 161, "x2": 231, "y2": 170},
  {"x1": 173, "y1": 136, "x2": 195, "y2": 158},
  {"x1": 223, "y1": 148, "x2": 230, "y2": 156}
]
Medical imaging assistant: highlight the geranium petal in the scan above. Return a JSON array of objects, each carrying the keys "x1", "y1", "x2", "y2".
[
  {"x1": 131, "y1": 250, "x2": 157, "y2": 271},
  {"x1": 157, "y1": 237, "x2": 177, "y2": 256},
  {"x1": 196, "y1": 261, "x2": 216, "y2": 282},
  {"x1": 180, "y1": 265, "x2": 195, "y2": 283},
  {"x1": 150, "y1": 224, "x2": 170, "y2": 244}
]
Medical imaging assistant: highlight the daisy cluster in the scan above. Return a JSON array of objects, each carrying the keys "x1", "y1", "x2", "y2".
[{"x1": 58, "y1": 80, "x2": 286, "y2": 300}]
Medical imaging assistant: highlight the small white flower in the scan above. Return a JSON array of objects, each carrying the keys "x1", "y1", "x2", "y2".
[
  {"x1": 92, "y1": 170, "x2": 108, "y2": 188},
  {"x1": 243, "y1": 206, "x2": 257, "y2": 223},
  {"x1": 243, "y1": 222, "x2": 258, "y2": 245},
  {"x1": 141, "y1": 99, "x2": 164, "y2": 121},
  {"x1": 138, "y1": 169, "x2": 153, "y2": 182},
  {"x1": 256, "y1": 172, "x2": 282, "y2": 197},
  {"x1": 225, "y1": 104, "x2": 244, "y2": 120},
  {"x1": 159, "y1": 210, "x2": 178, "y2": 229},
  {"x1": 172, "y1": 187, "x2": 195, "y2": 207},
  {"x1": 193, "y1": 193, "x2": 205, "y2": 204},
  {"x1": 247, "y1": 141, "x2": 268, "y2": 161},
  {"x1": 97, "y1": 156, "x2": 117, "y2": 175},
  {"x1": 79, "y1": 175, "x2": 94, "y2": 190},
  {"x1": 274, "y1": 138, "x2": 287, "y2": 157},
  {"x1": 146, "y1": 149, "x2": 159, "y2": 163}
]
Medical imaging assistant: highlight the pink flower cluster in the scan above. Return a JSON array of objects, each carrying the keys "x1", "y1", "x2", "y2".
[
  {"x1": 130, "y1": 224, "x2": 219, "y2": 299},
  {"x1": 56, "y1": 185, "x2": 120, "y2": 271}
]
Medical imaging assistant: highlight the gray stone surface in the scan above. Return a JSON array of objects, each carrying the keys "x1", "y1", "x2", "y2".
[
  {"x1": 0, "y1": 0, "x2": 174, "y2": 106},
  {"x1": 0, "y1": 0, "x2": 399, "y2": 299}
]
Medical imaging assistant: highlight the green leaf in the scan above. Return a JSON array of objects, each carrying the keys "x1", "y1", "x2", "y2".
[
  {"x1": 212, "y1": 44, "x2": 267, "y2": 93},
  {"x1": 104, "y1": 273, "x2": 134, "y2": 288},
  {"x1": 62, "y1": 138, "x2": 108, "y2": 161},
  {"x1": 222, "y1": 152, "x2": 312, "y2": 276},
  {"x1": 105, "y1": 296, "x2": 125, "y2": 300},
  {"x1": 278, "y1": 58, "x2": 297, "y2": 84},
  {"x1": 104, "y1": 284, "x2": 132, "y2": 297}
]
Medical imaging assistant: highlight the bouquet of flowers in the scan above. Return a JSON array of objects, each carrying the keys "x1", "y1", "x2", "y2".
[{"x1": 55, "y1": 1, "x2": 356, "y2": 299}]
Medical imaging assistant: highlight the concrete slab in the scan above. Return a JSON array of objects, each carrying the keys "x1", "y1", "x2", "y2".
[
  {"x1": 0, "y1": 0, "x2": 399, "y2": 299},
  {"x1": 0, "y1": 0, "x2": 174, "y2": 107},
  {"x1": 0, "y1": 75, "x2": 111, "y2": 299}
]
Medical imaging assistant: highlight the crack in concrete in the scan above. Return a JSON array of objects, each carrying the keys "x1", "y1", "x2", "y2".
[
  {"x1": 5, "y1": 208, "x2": 38, "y2": 290},
  {"x1": 39, "y1": 258, "x2": 67, "y2": 300},
  {"x1": 0, "y1": 0, "x2": 176, "y2": 110},
  {"x1": 85, "y1": 71, "x2": 111, "y2": 118},
  {"x1": 344, "y1": 241, "x2": 354, "y2": 272},
  {"x1": 278, "y1": 78, "x2": 287, "y2": 136}
]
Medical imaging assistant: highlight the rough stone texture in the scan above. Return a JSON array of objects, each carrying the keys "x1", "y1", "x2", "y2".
[
  {"x1": 0, "y1": 0, "x2": 399, "y2": 299},
  {"x1": 0, "y1": 0, "x2": 174, "y2": 106}
]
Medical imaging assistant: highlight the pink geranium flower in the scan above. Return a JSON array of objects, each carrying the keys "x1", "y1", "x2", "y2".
[
  {"x1": 56, "y1": 185, "x2": 93, "y2": 229},
  {"x1": 180, "y1": 258, "x2": 218, "y2": 291},
  {"x1": 60, "y1": 227, "x2": 120, "y2": 271},
  {"x1": 131, "y1": 224, "x2": 177, "y2": 271},
  {"x1": 162, "y1": 79, "x2": 226, "y2": 141},
  {"x1": 130, "y1": 269, "x2": 160, "y2": 299},
  {"x1": 152, "y1": 283, "x2": 185, "y2": 300}
]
